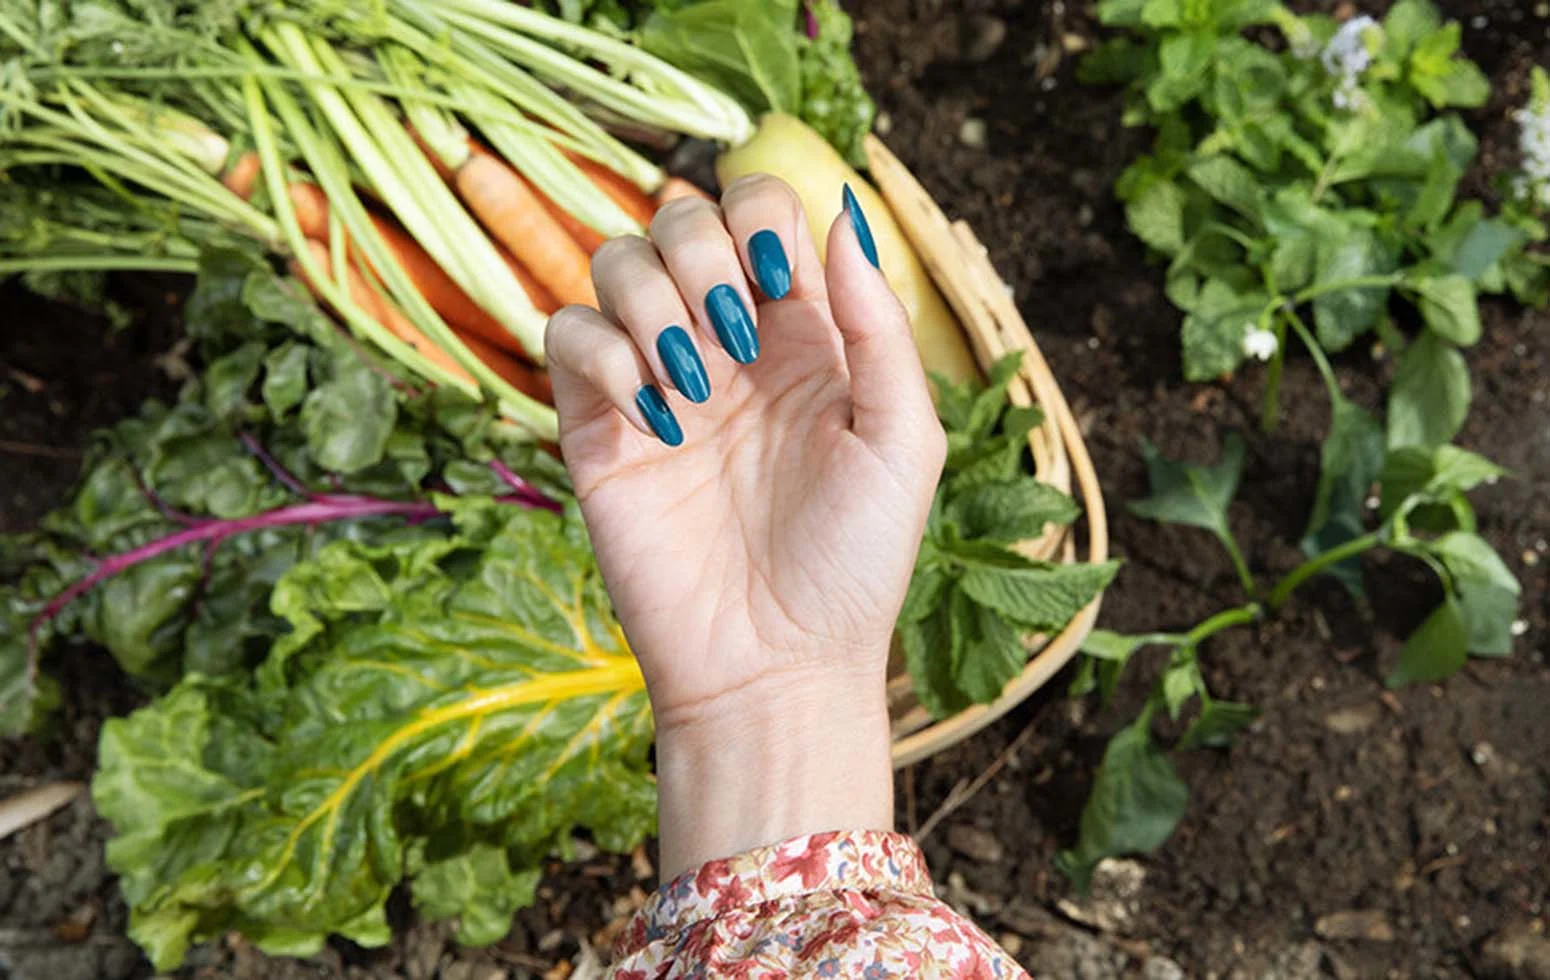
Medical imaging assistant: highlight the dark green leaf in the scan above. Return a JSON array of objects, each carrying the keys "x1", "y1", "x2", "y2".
[
  {"x1": 1180, "y1": 280, "x2": 1265, "y2": 381},
  {"x1": 1449, "y1": 219, "x2": 1529, "y2": 283},
  {"x1": 1178, "y1": 699, "x2": 1257, "y2": 749},
  {"x1": 1410, "y1": 275, "x2": 1481, "y2": 346},
  {"x1": 947, "y1": 481, "x2": 1080, "y2": 545},
  {"x1": 959, "y1": 561, "x2": 1120, "y2": 632},
  {"x1": 1312, "y1": 231, "x2": 1397, "y2": 352},
  {"x1": 1379, "y1": 444, "x2": 1506, "y2": 519},
  {"x1": 1161, "y1": 651, "x2": 1201, "y2": 719},
  {"x1": 262, "y1": 342, "x2": 311, "y2": 419},
  {"x1": 1128, "y1": 434, "x2": 1245, "y2": 541},
  {"x1": 1187, "y1": 155, "x2": 1262, "y2": 219},
  {"x1": 1387, "y1": 331, "x2": 1470, "y2": 449},
  {"x1": 302, "y1": 352, "x2": 397, "y2": 474},
  {"x1": 640, "y1": 1, "x2": 802, "y2": 114},
  {"x1": 1386, "y1": 596, "x2": 1469, "y2": 687},
  {"x1": 902, "y1": 606, "x2": 971, "y2": 720},
  {"x1": 1055, "y1": 718, "x2": 1189, "y2": 891},
  {"x1": 1428, "y1": 532, "x2": 1520, "y2": 656},
  {"x1": 1127, "y1": 179, "x2": 1188, "y2": 254},
  {"x1": 900, "y1": 564, "x2": 951, "y2": 625},
  {"x1": 954, "y1": 601, "x2": 1028, "y2": 705},
  {"x1": 1302, "y1": 397, "x2": 1384, "y2": 595}
]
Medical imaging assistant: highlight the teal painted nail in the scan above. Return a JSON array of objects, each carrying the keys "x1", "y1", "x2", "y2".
[
  {"x1": 705, "y1": 284, "x2": 760, "y2": 364},
  {"x1": 656, "y1": 326, "x2": 711, "y2": 404},
  {"x1": 843, "y1": 183, "x2": 880, "y2": 270},
  {"x1": 749, "y1": 229, "x2": 792, "y2": 300},
  {"x1": 635, "y1": 385, "x2": 684, "y2": 447}
]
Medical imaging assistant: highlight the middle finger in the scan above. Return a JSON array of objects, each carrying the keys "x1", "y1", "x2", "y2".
[{"x1": 650, "y1": 198, "x2": 761, "y2": 367}]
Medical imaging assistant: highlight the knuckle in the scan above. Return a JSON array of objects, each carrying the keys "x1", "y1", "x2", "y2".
[
  {"x1": 590, "y1": 235, "x2": 651, "y2": 278},
  {"x1": 649, "y1": 197, "x2": 718, "y2": 241},
  {"x1": 722, "y1": 172, "x2": 798, "y2": 212}
]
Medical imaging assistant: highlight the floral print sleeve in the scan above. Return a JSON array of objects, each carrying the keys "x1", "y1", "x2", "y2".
[{"x1": 612, "y1": 830, "x2": 1030, "y2": 978}]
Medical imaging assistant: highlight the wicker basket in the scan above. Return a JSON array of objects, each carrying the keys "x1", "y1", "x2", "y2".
[{"x1": 866, "y1": 136, "x2": 1111, "y2": 769}]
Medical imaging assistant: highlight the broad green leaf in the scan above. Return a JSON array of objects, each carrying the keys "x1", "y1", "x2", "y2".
[
  {"x1": 640, "y1": 1, "x2": 802, "y2": 114},
  {"x1": 1096, "y1": 0, "x2": 1145, "y2": 25},
  {"x1": 959, "y1": 561, "x2": 1120, "y2": 632},
  {"x1": 947, "y1": 481, "x2": 1080, "y2": 545},
  {"x1": 1080, "y1": 38, "x2": 1152, "y2": 85},
  {"x1": 263, "y1": 342, "x2": 312, "y2": 419},
  {"x1": 1312, "y1": 231, "x2": 1397, "y2": 352},
  {"x1": 1152, "y1": 33, "x2": 1213, "y2": 113},
  {"x1": 1409, "y1": 25, "x2": 1490, "y2": 108},
  {"x1": 1383, "y1": 0, "x2": 1441, "y2": 57},
  {"x1": 1127, "y1": 179, "x2": 1188, "y2": 254},
  {"x1": 93, "y1": 507, "x2": 656, "y2": 970},
  {"x1": 1387, "y1": 331, "x2": 1471, "y2": 449},
  {"x1": 1178, "y1": 699, "x2": 1257, "y2": 749},
  {"x1": 1379, "y1": 444, "x2": 1506, "y2": 519},
  {"x1": 1129, "y1": 433, "x2": 1245, "y2": 541},
  {"x1": 1187, "y1": 155, "x2": 1262, "y2": 219},
  {"x1": 1386, "y1": 596, "x2": 1469, "y2": 687},
  {"x1": 1410, "y1": 275, "x2": 1481, "y2": 346},
  {"x1": 902, "y1": 604, "x2": 970, "y2": 720},
  {"x1": 1180, "y1": 280, "x2": 1265, "y2": 381},
  {"x1": 899, "y1": 564, "x2": 951, "y2": 625},
  {"x1": 1161, "y1": 651, "x2": 1202, "y2": 719},
  {"x1": 301, "y1": 352, "x2": 397, "y2": 474},
  {"x1": 954, "y1": 601, "x2": 1028, "y2": 705},
  {"x1": 203, "y1": 343, "x2": 266, "y2": 420},
  {"x1": 1429, "y1": 532, "x2": 1520, "y2": 656},
  {"x1": 1445, "y1": 217, "x2": 1529, "y2": 283},
  {"x1": 1302, "y1": 397, "x2": 1385, "y2": 595},
  {"x1": 411, "y1": 844, "x2": 540, "y2": 947},
  {"x1": 1055, "y1": 717, "x2": 1190, "y2": 891}
]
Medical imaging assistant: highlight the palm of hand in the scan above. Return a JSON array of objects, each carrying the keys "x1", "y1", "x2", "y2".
[{"x1": 565, "y1": 299, "x2": 922, "y2": 720}]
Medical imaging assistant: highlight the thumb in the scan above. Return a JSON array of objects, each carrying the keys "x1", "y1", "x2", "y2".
[{"x1": 825, "y1": 184, "x2": 941, "y2": 467}]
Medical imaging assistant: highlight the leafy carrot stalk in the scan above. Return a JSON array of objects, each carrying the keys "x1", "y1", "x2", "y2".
[
  {"x1": 455, "y1": 330, "x2": 555, "y2": 406},
  {"x1": 294, "y1": 239, "x2": 478, "y2": 390},
  {"x1": 536, "y1": 191, "x2": 607, "y2": 255},
  {"x1": 221, "y1": 151, "x2": 263, "y2": 201},
  {"x1": 656, "y1": 177, "x2": 714, "y2": 207},
  {"x1": 564, "y1": 150, "x2": 657, "y2": 226},
  {"x1": 453, "y1": 139, "x2": 597, "y2": 308},
  {"x1": 288, "y1": 183, "x2": 540, "y2": 359}
]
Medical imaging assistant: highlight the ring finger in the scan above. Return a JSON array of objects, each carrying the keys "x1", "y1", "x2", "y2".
[{"x1": 591, "y1": 235, "x2": 714, "y2": 405}]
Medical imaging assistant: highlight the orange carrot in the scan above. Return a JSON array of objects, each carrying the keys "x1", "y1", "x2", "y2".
[
  {"x1": 536, "y1": 191, "x2": 607, "y2": 256},
  {"x1": 222, "y1": 152, "x2": 262, "y2": 201},
  {"x1": 294, "y1": 240, "x2": 476, "y2": 389},
  {"x1": 455, "y1": 330, "x2": 555, "y2": 406},
  {"x1": 286, "y1": 182, "x2": 541, "y2": 359},
  {"x1": 655, "y1": 177, "x2": 714, "y2": 207},
  {"x1": 563, "y1": 150, "x2": 657, "y2": 226},
  {"x1": 454, "y1": 139, "x2": 596, "y2": 308},
  {"x1": 500, "y1": 250, "x2": 563, "y2": 316}
]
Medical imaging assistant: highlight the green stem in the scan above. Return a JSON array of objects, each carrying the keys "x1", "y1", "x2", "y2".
[
  {"x1": 1268, "y1": 531, "x2": 1383, "y2": 610},
  {"x1": 1217, "y1": 528, "x2": 1258, "y2": 599},
  {"x1": 0, "y1": 256, "x2": 200, "y2": 275},
  {"x1": 1293, "y1": 274, "x2": 1401, "y2": 305},
  {"x1": 1259, "y1": 318, "x2": 1287, "y2": 433},
  {"x1": 1185, "y1": 603, "x2": 1263, "y2": 646},
  {"x1": 1283, "y1": 307, "x2": 1341, "y2": 406}
]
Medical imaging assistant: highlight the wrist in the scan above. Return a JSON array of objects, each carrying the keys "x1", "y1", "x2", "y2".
[{"x1": 652, "y1": 663, "x2": 895, "y2": 880}]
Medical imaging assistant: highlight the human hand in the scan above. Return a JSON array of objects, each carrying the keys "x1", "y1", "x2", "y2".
[{"x1": 546, "y1": 176, "x2": 946, "y2": 875}]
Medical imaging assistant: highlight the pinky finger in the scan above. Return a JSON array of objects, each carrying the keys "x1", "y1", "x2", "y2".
[{"x1": 545, "y1": 305, "x2": 684, "y2": 448}]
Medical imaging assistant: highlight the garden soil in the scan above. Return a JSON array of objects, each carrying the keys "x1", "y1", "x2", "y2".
[{"x1": 2, "y1": 1, "x2": 1546, "y2": 978}]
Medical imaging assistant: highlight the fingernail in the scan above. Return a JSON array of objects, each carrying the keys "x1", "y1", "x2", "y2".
[
  {"x1": 705, "y1": 284, "x2": 760, "y2": 364},
  {"x1": 635, "y1": 385, "x2": 684, "y2": 447},
  {"x1": 656, "y1": 326, "x2": 711, "y2": 404},
  {"x1": 748, "y1": 229, "x2": 792, "y2": 300},
  {"x1": 843, "y1": 183, "x2": 880, "y2": 270}
]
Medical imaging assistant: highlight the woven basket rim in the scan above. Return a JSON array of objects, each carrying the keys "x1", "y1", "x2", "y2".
[{"x1": 866, "y1": 136, "x2": 1110, "y2": 769}]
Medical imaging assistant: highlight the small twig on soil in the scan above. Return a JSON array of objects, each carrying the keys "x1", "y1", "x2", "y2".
[
  {"x1": 914, "y1": 721, "x2": 1041, "y2": 844},
  {"x1": 0, "y1": 439, "x2": 81, "y2": 460},
  {"x1": 0, "y1": 782, "x2": 84, "y2": 842},
  {"x1": 5, "y1": 367, "x2": 46, "y2": 394}
]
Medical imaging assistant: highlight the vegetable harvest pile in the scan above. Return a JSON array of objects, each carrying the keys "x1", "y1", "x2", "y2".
[{"x1": 1, "y1": 0, "x2": 1111, "y2": 967}]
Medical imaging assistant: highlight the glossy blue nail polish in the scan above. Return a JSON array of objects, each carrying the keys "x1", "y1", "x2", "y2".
[
  {"x1": 656, "y1": 326, "x2": 711, "y2": 404},
  {"x1": 635, "y1": 385, "x2": 684, "y2": 447},
  {"x1": 843, "y1": 183, "x2": 880, "y2": 270},
  {"x1": 749, "y1": 229, "x2": 792, "y2": 300},
  {"x1": 705, "y1": 284, "x2": 760, "y2": 364}
]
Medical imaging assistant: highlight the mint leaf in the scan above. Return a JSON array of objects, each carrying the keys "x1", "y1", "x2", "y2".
[
  {"x1": 1312, "y1": 231, "x2": 1397, "y2": 352},
  {"x1": 1187, "y1": 155, "x2": 1262, "y2": 219},
  {"x1": 1127, "y1": 179, "x2": 1188, "y2": 254},
  {"x1": 959, "y1": 561, "x2": 1120, "y2": 632},
  {"x1": 1181, "y1": 281, "x2": 1264, "y2": 381},
  {"x1": 1387, "y1": 331, "x2": 1471, "y2": 449},
  {"x1": 901, "y1": 606, "x2": 969, "y2": 720},
  {"x1": 947, "y1": 481, "x2": 1080, "y2": 545},
  {"x1": 1056, "y1": 717, "x2": 1189, "y2": 891},
  {"x1": 955, "y1": 602, "x2": 1028, "y2": 704},
  {"x1": 1386, "y1": 596, "x2": 1470, "y2": 687}
]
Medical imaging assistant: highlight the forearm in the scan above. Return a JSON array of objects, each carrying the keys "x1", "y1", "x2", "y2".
[{"x1": 652, "y1": 663, "x2": 895, "y2": 880}]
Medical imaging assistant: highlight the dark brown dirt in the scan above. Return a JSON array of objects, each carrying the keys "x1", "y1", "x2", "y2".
[{"x1": 2, "y1": 1, "x2": 1547, "y2": 978}]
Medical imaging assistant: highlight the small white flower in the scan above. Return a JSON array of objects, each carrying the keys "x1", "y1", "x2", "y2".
[
  {"x1": 1510, "y1": 619, "x2": 1529, "y2": 637},
  {"x1": 1515, "y1": 96, "x2": 1550, "y2": 207},
  {"x1": 1243, "y1": 326, "x2": 1279, "y2": 362},
  {"x1": 1322, "y1": 16, "x2": 1379, "y2": 111}
]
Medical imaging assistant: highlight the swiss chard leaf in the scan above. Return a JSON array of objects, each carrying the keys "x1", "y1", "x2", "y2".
[
  {"x1": 1388, "y1": 330, "x2": 1471, "y2": 449},
  {"x1": 1129, "y1": 433, "x2": 1245, "y2": 552},
  {"x1": 1386, "y1": 595, "x2": 1470, "y2": 687},
  {"x1": 93, "y1": 505, "x2": 656, "y2": 970}
]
